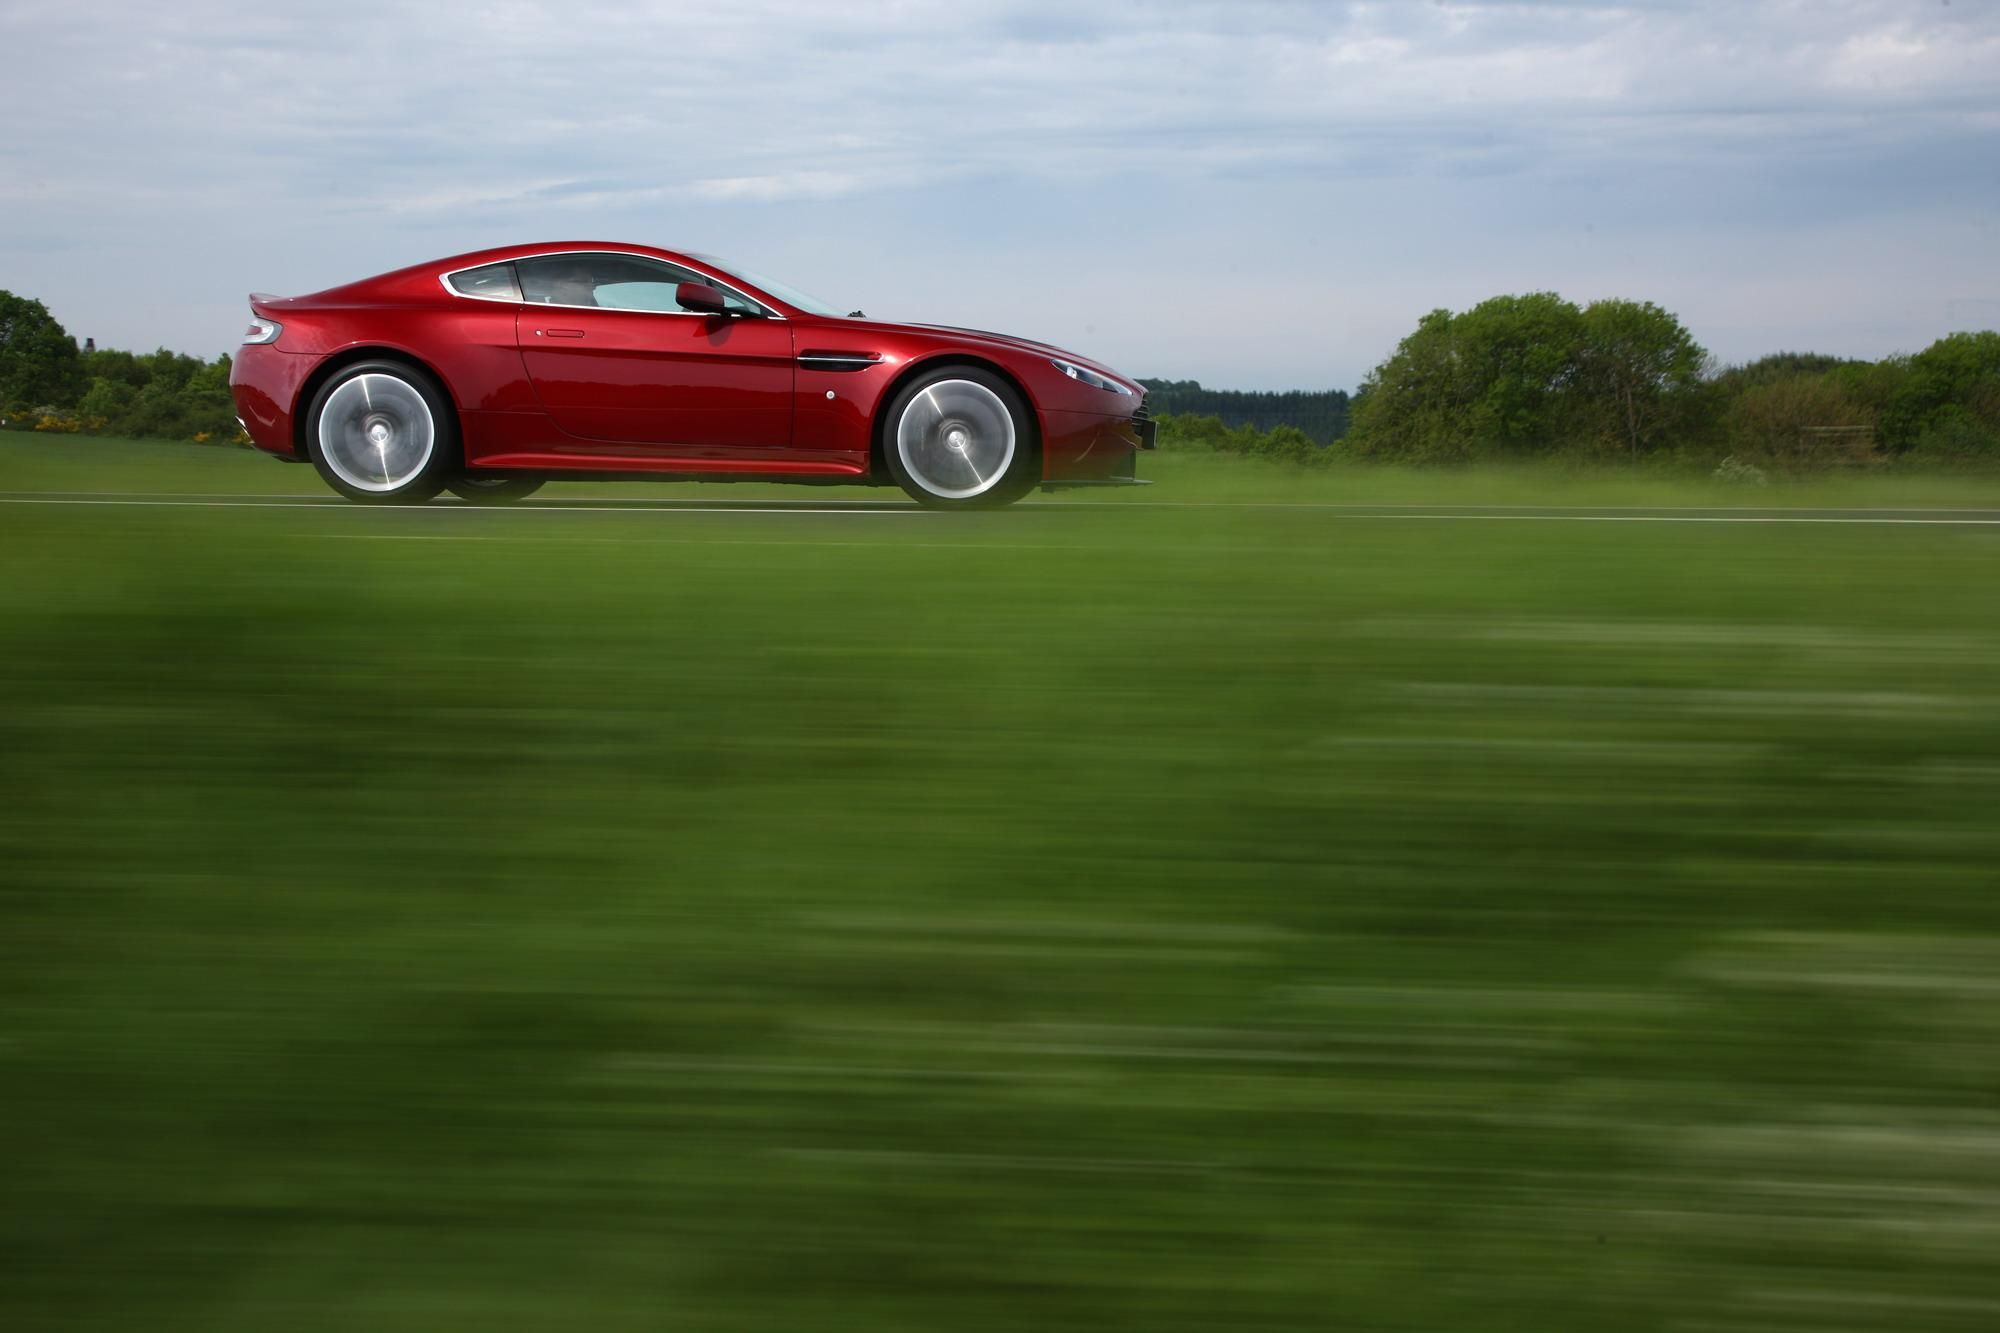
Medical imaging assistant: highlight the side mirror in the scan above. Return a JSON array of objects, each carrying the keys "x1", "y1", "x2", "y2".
[{"x1": 676, "y1": 281, "x2": 733, "y2": 316}]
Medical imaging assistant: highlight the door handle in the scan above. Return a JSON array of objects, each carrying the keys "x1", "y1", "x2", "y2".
[{"x1": 537, "y1": 328, "x2": 586, "y2": 338}]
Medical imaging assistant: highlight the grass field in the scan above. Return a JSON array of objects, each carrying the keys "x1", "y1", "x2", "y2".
[{"x1": 6, "y1": 435, "x2": 2000, "y2": 1330}]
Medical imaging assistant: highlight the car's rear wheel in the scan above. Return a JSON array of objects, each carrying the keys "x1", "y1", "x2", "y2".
[
  {"x1": 305, "y1": 360, "x2": 456, "y2": 504},
  {"x1": 447, "y1": 475, "x2": 545, "y2": 504},
  {"x1": 882, "y1": 368, "x2": 1038, "y2": 509}
]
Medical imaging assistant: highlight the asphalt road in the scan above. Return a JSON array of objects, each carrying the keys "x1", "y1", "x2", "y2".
[{"x1": 7, "y1": 491, "x2": 2000, "y2": 523}]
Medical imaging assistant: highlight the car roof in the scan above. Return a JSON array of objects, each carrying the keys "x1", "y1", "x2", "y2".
[{"x1": 308, "y1": 243, "x2": 788, "y2": 311}]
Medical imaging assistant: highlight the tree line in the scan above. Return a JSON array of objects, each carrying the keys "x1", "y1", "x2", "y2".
[
  {"x1": 1160, "y1": 293, "x2": 1998, "y2": 471},
  {"x1": 1345, "y1": 293, "x2": 1999, "y2": 467},
  {"x1": 1137, "y1": 380, "x2": 1350, "y2": 444},
  {"x1": 5, "y1": 285, "x2": 1996, "y2": 468},
  {"x1": 1, "y1": 292, "x2": 239, "y2": 442}
]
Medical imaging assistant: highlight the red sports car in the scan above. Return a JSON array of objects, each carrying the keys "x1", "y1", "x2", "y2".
[{"x1": 230, "y1": 243, "x2": 1154, "y2": 508}]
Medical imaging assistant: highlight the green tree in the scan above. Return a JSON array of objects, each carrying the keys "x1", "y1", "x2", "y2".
[
  {"x1": 1880, "y1": 331, "x2": 2000, "y2": 455},
  {"x1": 1456, "y1": 292, "x2": 1590, "y2": 451},
  {"x1": 1350, "y1": 294, "x2": 1575, "y2": 461},
  {"x1": 1712, "y1": 351, "x2": 1864, "y2": 393},
  {"x1": 1350, "y1": 293, "x2": 1710, "y2": 462},
  {"x1": 1574, "y1": 299, "x2": 1711, "y2": 458},
  {"x1": 0, "y1": 290, "x2": 83, "y2": 410},
  {"x1": 78, "y1": 376, "x2": 138, "y2": 424},
  {"x1": 1348, "y1": 307, "x2": 1485, "y2": 462},
  {"x1": 80, "y1": 345, "x2": 148, "y2": 388}
]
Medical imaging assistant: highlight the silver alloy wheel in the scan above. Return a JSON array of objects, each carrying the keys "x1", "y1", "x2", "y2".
[
  {"x1": 894, "y1": 379, "x2": 1016, "y2": 501},
  {"x1": 316, "y1": 373, "x2": 437, "y2": 493}
]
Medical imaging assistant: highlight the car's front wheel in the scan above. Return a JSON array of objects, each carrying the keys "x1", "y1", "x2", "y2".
[
  {"x1": 305, "y1": 360, "x2": 456, "y2": 504},
  {"x1": 447, "y1": 475, "x2": 545, "y2": 504},
  {"x1": 882, "y1": 367, "x2": 1039, "y2": 508}
]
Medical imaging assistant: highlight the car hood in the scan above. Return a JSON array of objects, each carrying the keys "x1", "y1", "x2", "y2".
[{"x1": 857, "y1": 320, "x2": 1137, "y2": 391}]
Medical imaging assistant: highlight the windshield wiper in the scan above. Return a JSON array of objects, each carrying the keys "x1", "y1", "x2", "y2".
[{"x1": 847, "y1": 310, "x2": 865, "y2": 318}]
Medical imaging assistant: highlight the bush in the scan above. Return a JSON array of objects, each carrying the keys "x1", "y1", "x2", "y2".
[
  {"x1": 1711, "y1": 455, "x2": 1770, "y2": 487},
  {"x1": 1902, "y1": 407, "x2": 2000, "y2": 466},
  {"x1": 1723, "y1": 373, "x2": 1876, "y2": 469},
  {"x1": 1155, "y1": 412, "x2": 1337, "y2": 467}
]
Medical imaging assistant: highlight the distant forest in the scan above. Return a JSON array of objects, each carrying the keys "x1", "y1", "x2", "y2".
[{"x1": 1138, "y1": 380, "x2": 1350, "y2": 443}]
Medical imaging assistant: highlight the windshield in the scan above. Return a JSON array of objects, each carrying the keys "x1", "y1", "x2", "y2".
[{"x1": 688, "y1": 253, "x2": 847, "y2": 318}]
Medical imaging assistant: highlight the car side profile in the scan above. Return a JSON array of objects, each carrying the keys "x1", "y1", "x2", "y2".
[{"x1": 229, "y1": 243, "x2": 1155, "y2": 508}]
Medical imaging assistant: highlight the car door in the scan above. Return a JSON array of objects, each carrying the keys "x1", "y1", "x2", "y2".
[{"x1": 514, "y1": 252, "x2": 794, "y2": 456}]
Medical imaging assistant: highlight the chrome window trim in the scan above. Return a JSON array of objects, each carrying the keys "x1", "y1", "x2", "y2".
[{"x1": 436, "y1": 249, "x2": 785, "y2": 320}]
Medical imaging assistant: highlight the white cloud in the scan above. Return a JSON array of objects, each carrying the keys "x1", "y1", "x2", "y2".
[
  {"x1": 688, "y1": 173, "x2": 867, "y2": 203},
  {"x1": 2, "y1": 0, "x2": 1996, "y2": 384}
]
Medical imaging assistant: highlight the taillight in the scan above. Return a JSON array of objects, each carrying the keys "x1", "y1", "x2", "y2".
[{"x1": 242, "y1": 316, "x2": 282, "y2": 345}]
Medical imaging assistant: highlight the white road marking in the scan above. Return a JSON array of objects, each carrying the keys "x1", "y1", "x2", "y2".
[
  {"x1": 0, "y1": 496, "x2": 926, "y2": 516},
  {"x1": 4, "y1": 493, "x2": 2000, "y2": 524},
  {"x1": 1349, "y1": 513, "x2": 2000, "y2": 525},
  {"x1": 1076, "y1": 501, "x2": 2000, "y2": 514},
  {"x1": 6, "y1": 485, "x2": 1998, "y2": 512},
  {"x1": 312, "y1": 534, "x2": 1110, "y2": 551},
  {"x1": 0, "y1": 491, "x2": 338, "y2": 500},
  {"x1": 8, "y1": 488, "x2": 2000, "y2": 514}
]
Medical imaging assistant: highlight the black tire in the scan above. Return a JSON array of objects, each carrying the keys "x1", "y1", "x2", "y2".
[
  {"x1": 447, "y1": 476, "x2": 545, "y2": 504},
  {"x1": 880, "y1": 366, "x2": 1039, "y2": 509},
  {"x1": 304, "y1": 359, "x2": 457, "y2": 504}
]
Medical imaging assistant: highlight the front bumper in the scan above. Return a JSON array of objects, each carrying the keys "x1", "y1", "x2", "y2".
[
  {"x1": 1041, "y1": 399, "x2": 1156, "y2": 482},
  {"x1": 1040, "y1": 430, "x2": 1152, "y2": 491}
]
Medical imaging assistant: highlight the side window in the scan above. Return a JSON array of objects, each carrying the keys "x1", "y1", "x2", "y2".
[
  {"x1": 446, "y1": 262, "x2": 521, "y2": 301},
  {"x1": 516, "y1": 254, "x2": 764, "y2": 315}
]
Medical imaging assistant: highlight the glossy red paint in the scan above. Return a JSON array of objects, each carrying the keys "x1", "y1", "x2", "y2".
[
  {"x1": 519, "y1": 306, "x2": 794, "y2": 454},
  {"x1": 674, "y1": 281, "x2": 731, "y2": 315},
  {"x1": 228, "y1": 242, "x2": 1150, "y2": 491}
]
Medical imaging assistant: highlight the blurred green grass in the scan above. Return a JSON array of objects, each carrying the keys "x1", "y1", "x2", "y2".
[
  {"x1": 5, "y1": 436, "x2": 2000, "y2": 1330},
  {"x1": 10, "y1": 430, "x2": 2000, "y2": 507}
]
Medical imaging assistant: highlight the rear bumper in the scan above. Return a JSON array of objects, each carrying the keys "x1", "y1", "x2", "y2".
[{"x1": 229, "y1": 344, "x2": 311, "y2": 458}]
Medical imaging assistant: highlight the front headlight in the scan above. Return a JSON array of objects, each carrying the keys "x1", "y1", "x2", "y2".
[{"x1": 1050, "y1": 357, "x2": 1133, "y2": 396}]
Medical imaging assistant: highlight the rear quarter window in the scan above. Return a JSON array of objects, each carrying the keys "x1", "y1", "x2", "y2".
[{"x1": 446, "y1": 263, "x2": 521, "y2": 301}]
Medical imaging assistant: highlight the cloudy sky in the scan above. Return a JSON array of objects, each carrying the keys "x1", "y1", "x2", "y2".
[{"x1": 3, "y1": 0, "x2": 1996, "y2": 389}]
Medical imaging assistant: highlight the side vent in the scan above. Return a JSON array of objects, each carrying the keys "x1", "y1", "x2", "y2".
[{"x1": 797, "y1": 350, "x2": 882, "y2": 372}]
